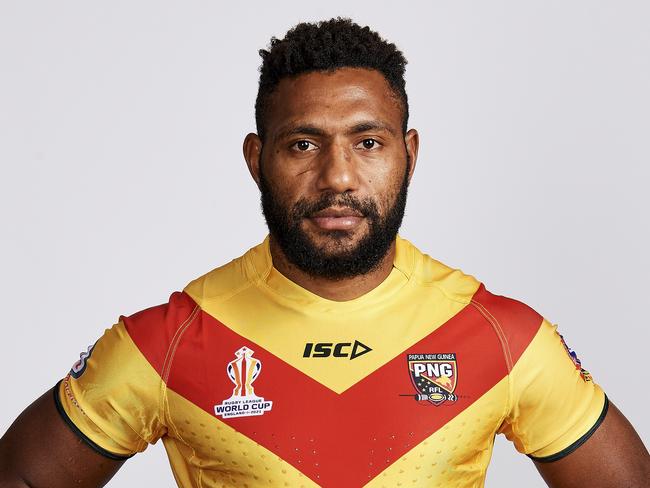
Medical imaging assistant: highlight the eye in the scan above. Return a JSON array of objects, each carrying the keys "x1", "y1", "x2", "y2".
[
  {"x1": 357, "y1": 138, "x2": 380, "y2": 150},
  {"x1": 292, "y1": 140, "x2": 317, "y2": 152}
]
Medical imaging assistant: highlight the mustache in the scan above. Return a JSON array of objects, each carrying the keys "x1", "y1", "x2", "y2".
[{"x1": 292, "y1": 193, "x2": 380, "y2": 219}]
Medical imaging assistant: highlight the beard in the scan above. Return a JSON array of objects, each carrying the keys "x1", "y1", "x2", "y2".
[{"x1": 259, "y1": 159, "x2": 410, "y2": 280}]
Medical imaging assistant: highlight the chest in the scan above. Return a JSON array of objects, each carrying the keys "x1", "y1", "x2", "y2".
[{"x1": 161, "y1": 307, "x2": 509, "y2": 487}]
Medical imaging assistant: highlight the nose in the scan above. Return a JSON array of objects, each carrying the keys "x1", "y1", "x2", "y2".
[{"x1": 315, "y1": 142, "x2": 360, "y2": 194}]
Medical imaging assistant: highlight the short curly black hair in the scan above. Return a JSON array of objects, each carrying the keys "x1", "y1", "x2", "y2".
[{"x1": 255, "y1": 18, "x2": 409, "y2": 141}]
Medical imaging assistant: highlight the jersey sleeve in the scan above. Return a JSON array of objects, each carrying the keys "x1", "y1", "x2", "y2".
[
  {"x1": 54, "y1": 291, "x2": 198, "y2": 459},
  {"x1": 498, "y1": 318, "x2": 607, "y2": 461}
]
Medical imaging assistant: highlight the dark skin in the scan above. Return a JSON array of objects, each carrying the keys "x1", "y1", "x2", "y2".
[
  {"x1": 244, "y1": 68, "x2": 419, "y2": 301},
  {"x1": 0, "y1": 388, "x2": 124, "y2": 487},
  {"x1": 534, "y1": 402, "x2": 649, "y2": 486},
  {"x1": 1, "y1": 67, "x2": 648, "y2": 487}
]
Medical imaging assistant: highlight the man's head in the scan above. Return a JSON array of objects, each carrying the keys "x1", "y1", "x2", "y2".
[
  {"x1": 244, "y1": 18, "x2": 419, "y2": 280},
  {"x1": 254, "y1": 18, "x2": 409, "y2": 143}
]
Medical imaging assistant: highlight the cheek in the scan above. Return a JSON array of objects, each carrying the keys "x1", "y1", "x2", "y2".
[
  {"x1": 263, "y1": 152, "x2": 316, "y2": 192},
  {"x1": 262, "y1": 166, "x2": 299, "y2": 204},
  {"x1": 366, "y1": 168, "x2": 404, "y2": 205}
]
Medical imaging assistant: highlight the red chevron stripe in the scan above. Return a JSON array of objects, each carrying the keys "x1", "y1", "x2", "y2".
[
  {"x1": 123, "y1": 286, "x2": 543, "y2": 487},
  {"x1": 160, "y1": 298, "x2": 541, "y2": 487}
]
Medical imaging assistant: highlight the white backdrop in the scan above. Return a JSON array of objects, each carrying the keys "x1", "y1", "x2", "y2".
[{"x1": 1, "y1": 2, "x2": 648, "y2": 487}]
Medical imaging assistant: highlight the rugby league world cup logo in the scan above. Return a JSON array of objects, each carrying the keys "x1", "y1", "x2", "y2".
[{"x1": 214, "y1": 346, "x2": 273, "y2": 419}]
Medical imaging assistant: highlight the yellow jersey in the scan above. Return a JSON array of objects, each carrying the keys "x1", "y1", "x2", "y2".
[{"x1": 56, "y1": 236, "x2": 606, "y2": 487}]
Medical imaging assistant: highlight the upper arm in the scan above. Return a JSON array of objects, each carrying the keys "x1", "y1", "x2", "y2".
[
  {"x1": 0, "y1": 316, "x2": 160, "y2": 488},
  {"x1": 534, "y1": 400, "x2": 650, "y2": 488},
  {"x1": 55, "y1": 320, "x2": 167, "y2": 457},
  {"x1": 496, "y1": 316, "x2": 648, "y2": 486},
  {"x1": 50, "y1": 292, "x2": 196, "y2": 458},
  {"x1": 0, "y1": 292, "x2": 195, "y2": 487},
  {"x1": 0, "y1": 387, "x2": 125, "y2": 488},
  {"x1": 498, "y1": 319, "x2": 607, "y2": 459}
]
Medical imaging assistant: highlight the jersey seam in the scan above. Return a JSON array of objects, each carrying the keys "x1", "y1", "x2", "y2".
[
  {"x1": 469, "y1": 300, "x2": 514, "y2": 370},
  {"x1": 197, "y1": 466, "x2": 204, "y2": 488},
  {"x1": 469, "y1": 299, "x2": 514, "y2": 435},
  {"x1": 392, "y1": 240, "x2": 417, "y2": 281},
  {"x1": 161, "y1": 305, "x2": 201, "y2": 384},
  {"x1": 188, "y1": 280, "x2": 256, "y2": 308},
  {"x1": 159, "y1": 304, "x2": 203, "y2": 486},
  {"x1": 159, "y1": 305, "x2": 201, "y2": 432},
  {"x1": 418, "y1": 280, "x2": 473, "y2": 306}
]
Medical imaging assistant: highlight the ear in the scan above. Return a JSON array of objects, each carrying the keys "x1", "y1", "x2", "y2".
[
  {"x1": 404, "y1": 128, "x2": 419, "y2": 183},
  {"x1": 243, "y1": 133, "x2": 263, "y2": 189}
]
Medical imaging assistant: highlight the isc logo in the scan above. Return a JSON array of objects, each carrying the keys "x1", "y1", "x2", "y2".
[{"x1": 303, "y1": 340, "x2": 372, "y2": 360}]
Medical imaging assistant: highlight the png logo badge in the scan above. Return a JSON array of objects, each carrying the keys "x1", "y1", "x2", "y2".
[{"x1": 403, "y1": 353, "x2": 458, "y2": 406}]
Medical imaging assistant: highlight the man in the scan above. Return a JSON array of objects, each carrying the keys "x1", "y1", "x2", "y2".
[{"x1": 0, "y1": 17, "x2": 647, "y2": 488}]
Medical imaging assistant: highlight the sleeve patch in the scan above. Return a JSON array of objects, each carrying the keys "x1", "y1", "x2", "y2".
[
  {"x1": 558, "y1": 333, "x2": 592, "y2": 382},
  {"x1": 69, "y1": 342, "x2": 97, "y2": 379}
]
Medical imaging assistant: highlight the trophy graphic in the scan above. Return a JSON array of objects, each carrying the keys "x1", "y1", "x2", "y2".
[
  {"x1": 227, "y1": 346, "x2": 261, "y2": 397},
  {"x1": 214, "y1": 346, "x2": 273, "y2": 418}
]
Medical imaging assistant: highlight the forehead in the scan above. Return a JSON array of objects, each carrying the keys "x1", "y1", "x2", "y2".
[{"x1": 265, "y1": 68, "x2": 403, "y2": 138}]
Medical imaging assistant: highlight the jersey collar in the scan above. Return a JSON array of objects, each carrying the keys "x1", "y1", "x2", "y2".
[{"x1": 244, "y1": 235, "x2": 416, "y2": 313}]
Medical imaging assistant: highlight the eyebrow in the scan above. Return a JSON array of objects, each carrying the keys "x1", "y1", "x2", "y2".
[
  {"x1": 275, "y1": 125, "x2": 326, "y2": 142},
  {"x1": 347, "y1": 121, "x2": 396, "y2": 136},
  {"x1": 274, "y1": 120, "x2": 396, "y2": 142}
]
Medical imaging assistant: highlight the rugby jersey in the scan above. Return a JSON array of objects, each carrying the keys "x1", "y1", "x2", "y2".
[{"x1": 55, "y1": 236, "x2": 606, "y2": 487}]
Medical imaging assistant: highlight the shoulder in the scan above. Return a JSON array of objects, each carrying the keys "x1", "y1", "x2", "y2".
[
  {"x1": 120, "y1": 291, "x2": 199, "y2": 374},
  {"x1": 407, "y1": 236, "x2": 542, "y2": 328},
  {"x1": 183, "y1": 243, "x2": 259, "y2": 306},
  {"x1": 122, "y1": 291, "x2": 198, "y2": 333},
  {"x1": 469, "y1": 284, "x2": 543, "y2": 334},
  {"x1": 400, "y1": 236, "x2": 480, "y2": 304},
  {"x1": 405, "y1": 237, "x2": 545, "y2": 365},
  {"x1": 469, "y1": 284, "x2": 544, "y2": 370},
  {"x1": 121, "y1": 243, "x2": 259, "y2": 370}
]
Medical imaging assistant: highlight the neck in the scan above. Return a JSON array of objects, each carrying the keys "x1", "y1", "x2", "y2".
[{"x1": 268, "y1": 237, "x2": 397, "y2": 301}]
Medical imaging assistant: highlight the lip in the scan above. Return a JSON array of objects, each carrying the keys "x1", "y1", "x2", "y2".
[
  {"x1": 310, "y1": 206, "x2": 364, "y2": 218},
  {"x1": 307, "y1": 206, "x2": 365, "y2": 231}
]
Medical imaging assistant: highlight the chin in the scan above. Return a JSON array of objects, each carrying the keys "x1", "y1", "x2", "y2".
[
  {"x1": 307, "y1": 228, "x2": 367, "y2": 250},
  {"x1": 304, "y1": 220, "x2": 368, "y2": 240}
]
